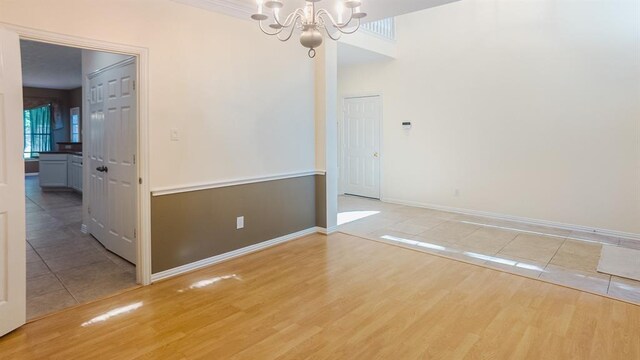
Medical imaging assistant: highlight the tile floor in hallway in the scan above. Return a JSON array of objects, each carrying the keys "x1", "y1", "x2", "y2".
[
  {"x1": 25, "y1": 175, "x2": 137, "y2": 320},
  {"x1": 338, "y1": 195, "x2": 640, "y2": 305}
]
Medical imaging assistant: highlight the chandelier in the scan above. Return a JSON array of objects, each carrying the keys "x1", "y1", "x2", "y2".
[{"x1": 251, "y1": 0, "x2": 367, "y2": 58}]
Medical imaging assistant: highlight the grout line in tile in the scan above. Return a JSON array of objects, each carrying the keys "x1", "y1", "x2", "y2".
[
  {"x1": 26, "y1": 179, "x2": 85, "y2": 306},
  {"x1": 32, "y1": 247, "x2": 81, "y2": 303},
  {"x1": 545, "y1": 237, "x2": 568, "y2": 270},
  {"x1": 493, "y1": 232, "x2": 522, "y2": 257},
  {"x1": 31, "y1": 264, "x2": 77, "y2": 305}
]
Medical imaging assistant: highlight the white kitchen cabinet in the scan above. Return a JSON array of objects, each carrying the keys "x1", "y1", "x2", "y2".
[
  {"x1": 68, "y1": 155, "x2": 83, "y2": 192},
  {"x1": 40, "y1": 153, "x2": 83, "y2": 193},
  {"x1": 39, "y1": 153, "x2": 69, "y2": 188}
]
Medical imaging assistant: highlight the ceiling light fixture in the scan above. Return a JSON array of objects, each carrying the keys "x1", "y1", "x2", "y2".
[{"x1": 251, "y1": 0, "x2": 367, "y2": 58}]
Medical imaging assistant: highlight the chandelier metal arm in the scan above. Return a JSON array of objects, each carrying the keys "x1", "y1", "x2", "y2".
[
  {"x1": 274, "y1": 9, "x2": 305, "y2": 29},
  {"x1": 317, "y1": 15, "x2": 361, "y2": 40},
  {"x1": 316, "y1": 8, "x2": 355, "y2": 30},
  {"x1": 258, "y1": 20, "x2": 284, "y2": 36},
  {"x1": 334, "y1": 19, "x2": 361, "y2": 35},
  {"x1": 324, "y1": 27, "x2": 342, "y2": 41},
  {"x1": 321, "y1": 21, "x2": 361, "y2": 41},
  {"x1": 277, "y1": 14, "x2": 302, "y2": 42}
]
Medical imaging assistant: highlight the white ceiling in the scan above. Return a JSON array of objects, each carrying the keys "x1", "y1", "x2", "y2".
[
  {"x1": 20, "y1": 40, "x2": 82, "y2": 90},
  {"x1": 173, "y1": 0, "x2": 459, "y2": 22}
]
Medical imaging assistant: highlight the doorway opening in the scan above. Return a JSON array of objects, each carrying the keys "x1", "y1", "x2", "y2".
[{"x1": 21, "y1": 40, "x2": 139, "y2": 320}]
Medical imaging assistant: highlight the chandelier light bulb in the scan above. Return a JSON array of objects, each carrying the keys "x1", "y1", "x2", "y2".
[
  {"x1": 251, "y1": 0, "x2": 269, "y2": 20},
  {"x1": 337, "y1": 2, "x2": 345, "y2": 24}
]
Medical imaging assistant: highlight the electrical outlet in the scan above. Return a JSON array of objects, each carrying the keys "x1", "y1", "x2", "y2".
[
  {"x1": 236, "y1": 216, "x2": 244, "y2": 230},
  {"x1": 170, "y1": 128, "x2": 180, "y2": 141}
]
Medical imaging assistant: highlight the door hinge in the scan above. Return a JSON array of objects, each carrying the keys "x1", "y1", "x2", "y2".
[
  {"x1": 88, "y1": 206, "x2": 92, "y2": 215},
  {"x1": 133, "y1": 80, "x2": 136, "y2": 91},
  {"x1": 133, "y1": 154, "x2": 136, "y2": 164},
  {"x1": 134, "y1": 229, "x2": 137, "y2": 238},
  {"x1": 139, "y1": 177, "x2": 142, "y2": 185}
]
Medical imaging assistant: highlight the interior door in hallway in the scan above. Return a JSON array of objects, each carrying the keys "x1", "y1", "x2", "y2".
[
  {"x1": 88, "y1": 71, "x2": 107, "y2": 244},
  {"x1": 0, "y1": 28, "x2": 27, "y2": 336},
  {"x1": 88, "y1": 59, "x2": 137, "y2": 264},
  {"x1": 343, "y1": 96, "x2": 381, "y2": 199}
]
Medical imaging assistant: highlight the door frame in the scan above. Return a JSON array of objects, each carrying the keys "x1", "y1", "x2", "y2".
[
  {"x1": 2, "y1": 23, "x2": 152, "y2": 285},
  {"x1": 339, "y1": 93, "x2": 383, "y2": 200}
]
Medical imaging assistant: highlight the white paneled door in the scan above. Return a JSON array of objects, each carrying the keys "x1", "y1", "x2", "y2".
[
  {"x1": 343, "y1": 96, "x2": 381, "y2": 199},
  {"x1": 0, "y1": 28, "x2": 27, "y2": 336},
  {"x1": 88, "y1": 60, "x2": 137, "y2": 264}
]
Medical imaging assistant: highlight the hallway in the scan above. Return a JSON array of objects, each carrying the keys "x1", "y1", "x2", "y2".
[{"x1": 25, "y1": 175, "x2": 136, "y2": 319}]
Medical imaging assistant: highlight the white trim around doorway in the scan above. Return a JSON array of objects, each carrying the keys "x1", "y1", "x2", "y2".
[{"x1": 3, "y1": 23, "x2": 152, "y2": 286}]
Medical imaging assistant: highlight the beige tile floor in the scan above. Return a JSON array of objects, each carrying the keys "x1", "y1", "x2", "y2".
[
  {"x1": 25, "y1": 175, "x2": 136, "y2": 320},
  {"x1": 338, "y1": 195, "x2": 640, "y2": 304}
]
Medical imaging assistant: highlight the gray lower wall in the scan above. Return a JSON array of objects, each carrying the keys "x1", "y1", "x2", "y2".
[
  {"x1": 151, "y1": 174, "x2": 326, "y2": 273},
  {"x1": 315, "y1": 175, "x2": 327, "y2": 228}
]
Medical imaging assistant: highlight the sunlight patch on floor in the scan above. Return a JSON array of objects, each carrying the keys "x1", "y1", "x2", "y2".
[{"x1": 337, "y1": 210, "x2": 380, "y2": 225}]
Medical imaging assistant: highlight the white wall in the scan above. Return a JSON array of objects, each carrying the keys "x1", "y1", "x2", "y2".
[
  {"x1": 0, "y1": 0, "x2": 315, "y2": 190},
  {"x1": 338, "y1": 0, "x2": 640, "y2": 234},
  {"x1": 337, "y1": 29, "x2": 397, "y2": 66}
]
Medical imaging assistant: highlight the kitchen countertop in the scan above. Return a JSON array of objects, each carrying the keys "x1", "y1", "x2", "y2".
[{"x1": 39, "y1": 151, "x2": 83, "y2": 156}]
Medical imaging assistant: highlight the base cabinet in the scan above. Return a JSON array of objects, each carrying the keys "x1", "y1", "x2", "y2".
[
  {"x1": 39, "y1": 154, "x2": 69, "y2": 188},
  {"x1": 39, "y1": 153, "x2": 83, "y2": 192},
  {"x1": 68, "y1": 155, "x2": 83, "y2": 192}
]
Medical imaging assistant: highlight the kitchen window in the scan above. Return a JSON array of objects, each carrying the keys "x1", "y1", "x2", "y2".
[{"x1": 24, "y1": 105, "x2": 52, "y2": 159}]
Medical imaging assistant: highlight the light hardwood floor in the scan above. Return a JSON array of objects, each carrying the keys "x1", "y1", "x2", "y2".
[{"x1": 1, "y1": 233, "x2": 639, "y2": 359}]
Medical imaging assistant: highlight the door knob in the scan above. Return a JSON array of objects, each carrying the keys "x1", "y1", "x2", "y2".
[
  {"x1": 96, "y1": 166, "x2": 109, "y2": 173},
  {"x1": 374, "y1": 152, "x2": 379, "y2": 158}
]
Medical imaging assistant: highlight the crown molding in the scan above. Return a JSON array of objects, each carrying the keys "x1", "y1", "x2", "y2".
[{"x1": 171, "y1": 0, "x2": 253, "y2": 20}]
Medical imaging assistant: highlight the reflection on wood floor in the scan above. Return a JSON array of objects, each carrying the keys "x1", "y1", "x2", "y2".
[{"x1": 2, "y1": 233, "x2": 639, "y2": 359}]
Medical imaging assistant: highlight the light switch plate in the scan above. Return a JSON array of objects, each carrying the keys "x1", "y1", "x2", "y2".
[{"x1": 236, "y1": 216, "x2": 244, "y2": 230}]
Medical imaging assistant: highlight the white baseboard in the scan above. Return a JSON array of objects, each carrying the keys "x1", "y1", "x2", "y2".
[
  {"x1": 150, "y1": 227, "x2": 319, "y2": 283},
  {"x1": 316, "y1": 226, "x2": 339, "y2": 235},
  {"x1": 382, "y1": 197, "x2": 640, "y2": 242}
]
